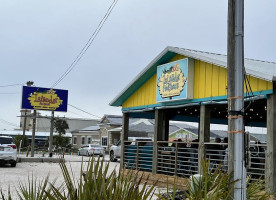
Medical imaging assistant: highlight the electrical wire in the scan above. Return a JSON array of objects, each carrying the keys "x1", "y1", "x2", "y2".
[
  {"x1": 68, "y1": 104, "x2": 122, "y2": 126},
  {"x1": 51, "y1": 0, "x2": 119, "y2": 88},
  {"x1": 243, "y1": 66, "x2": 254, "y2": 112},
  {"x1": 0, "y1": 92, "x2": 20, "y2": 95},
  {"x1": 0, "y1": 118, "x2": 19, "y2": 128},
  {"x1": 68, "y1": 104, "x2": 102, "y2": 119},
  {"x1": 0, "y1": 83, "x2": 23, "y2": 88},
  {"x1": 67, "y1": 110, "x2": 88, "y2": 118}
]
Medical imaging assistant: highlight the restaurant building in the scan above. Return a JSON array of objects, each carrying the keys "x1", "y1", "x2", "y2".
[{"x1": 110, "y1": 46, "x2": 276, "y2": 191}]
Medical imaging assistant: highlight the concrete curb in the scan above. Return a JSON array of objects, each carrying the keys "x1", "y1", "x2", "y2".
[{"x1": 18, "y1": 157, "x2": 64, "y2": 163}]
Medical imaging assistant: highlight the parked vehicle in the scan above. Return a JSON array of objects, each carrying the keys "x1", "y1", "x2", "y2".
[
  {"x1": 109, "y1": 137, "x2": 153, "y2": 162},
  {"x1": 0, "y1": 136, "x2": 17, "y2": 167},
  {"x1": 77, "y1": 144, "x2": 104, "y2": 157}
]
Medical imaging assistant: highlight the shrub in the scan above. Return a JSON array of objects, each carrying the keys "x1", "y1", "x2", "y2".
[
  {"x1": 1, "y1": 156, "x2": 156, "y2": 200},
  {"x1": 14, "y1": 135, "x2": 29, "y2": 149}
]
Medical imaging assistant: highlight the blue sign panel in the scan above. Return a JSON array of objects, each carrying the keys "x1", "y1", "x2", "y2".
[
  {"x1": 156, "y1": 59, "x2": 188, "y2": 102},
  {"x1": 21, "y1": 86, "x2": 68, "y2": 112}
]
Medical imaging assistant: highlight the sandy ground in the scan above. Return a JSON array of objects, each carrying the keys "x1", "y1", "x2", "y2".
[
  {"x1": 0, "y1": 154, "x2": 120, "y2": 199},
  {"x1": 0, "y1": 154, "x2": 164, "y2": 199}
]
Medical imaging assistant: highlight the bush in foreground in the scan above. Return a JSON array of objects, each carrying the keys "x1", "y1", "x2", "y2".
[
  {"x1": 0, "y1": 159, "x2": 271, "y2": 200},
  {"x1": 1, "y1": 157, "x2": 156, "y2": 200}
]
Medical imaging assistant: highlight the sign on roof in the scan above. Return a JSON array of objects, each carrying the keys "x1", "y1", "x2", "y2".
[
  {"x1": 21, "y1": 86, "x2": 68, "y2": 112},
  {"x1": 156, "y1": 58, "x2": 194, "y2": 102}
]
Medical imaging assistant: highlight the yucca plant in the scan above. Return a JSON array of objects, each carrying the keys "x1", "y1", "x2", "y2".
[
  {"x1": 156, "y1": 176, "x2": 178, "y2": 200},
  {"x1": 159, "y1": 160, "x2": 271, "y2": 200},
  {"x1": 44, "y1": 156, "x2": 156, "y2": 200},
  {"x1": 184, "y1": 160, "x2": 235, "y2": 200},
  {"x1": 246, "y1": 176, "x2": 270, "y2": 200},
  {"x1": 0, "y1": 187, "x2": 12, "y2": 200},
  {"x1": 16, "y1": 174, "x2": 54, "y2": 200},
  {"x1": 0, "y1": 174, "x2": 54, "y2": 200}
]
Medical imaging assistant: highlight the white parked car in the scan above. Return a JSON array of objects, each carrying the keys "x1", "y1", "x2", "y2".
[
  {"x1": 77, "y1": 144, "x2": 104, "y2": 157},
  {"x1": 109, "y1": 137, "x2": 152, "y2": 162},
  {"x1": 0, "y1": 136, "x2": 17, "y2": 167}
]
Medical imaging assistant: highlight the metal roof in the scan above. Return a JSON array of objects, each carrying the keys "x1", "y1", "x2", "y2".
[
  {"x1": 110, "y1": 46, "x2": 276, "y2": 107},
  {"x1": 108, "y1": 119, "x2": 191, "y2": 134},
  {"x1": 79, "y1": 125, "x2": 100, "y2": 132},
  {"x1": 99, "y1": 114, "x2": 122, "y2": 125},
  {"x1": 0, "y1": 130, "x2": 72, "y2": 138},
  {"x1": 172, "y1": 47, "x2": 276, "y2": 82}
]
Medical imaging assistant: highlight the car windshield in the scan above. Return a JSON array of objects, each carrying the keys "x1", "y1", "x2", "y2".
[
  {"x1": 0, "y1": 137, "x2": 13, "y2": 144},
  {"x1": 91, "y1": 145, "x2": 101, "y2": 147}
]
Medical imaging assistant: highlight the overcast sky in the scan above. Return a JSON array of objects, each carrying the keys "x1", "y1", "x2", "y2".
[{"x1": 0, "y1": 0, "x2": 275, "y2": 130}]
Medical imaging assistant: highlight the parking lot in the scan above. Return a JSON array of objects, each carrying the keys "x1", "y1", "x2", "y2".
[{"x1": 0, "y1": 154, "x2": 120, "y2": 199}]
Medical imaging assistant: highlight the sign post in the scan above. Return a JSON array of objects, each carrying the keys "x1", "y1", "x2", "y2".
[
  {"x1": 31, "y1": 110, "x2": 36, "y2": 157},
  {"x1": 49, "y1": 111, "x2": 55, "y2": 157}
]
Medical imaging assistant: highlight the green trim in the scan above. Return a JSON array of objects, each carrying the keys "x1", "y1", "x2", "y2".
[
  {"x1": 111, "y1": 52, "x2": 177, "y2": 106},
  {"x1": 122, "y1": 89, "x2": 272, "y2": 112},
  {"x1": 122, "y1": 103, "x2": 161, "y2": 112}
]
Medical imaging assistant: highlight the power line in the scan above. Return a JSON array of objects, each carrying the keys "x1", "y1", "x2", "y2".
[
  {"x1": 0, "y1": 92, "x2": 20, "y2": 95},
  {"x1": 68, "y1": 104, "x2": 122, "y2": 126},
  {"x1": 0, "y1": 83, "x2": 23, "y2": 88},
  {"x1": 68, "y1": 104, "x2": 102, "y2": 119},
  {"x1": 51, "y1": 0, "x2": 119, "y2": 88},
  {"x1": 0, "y1": 118, "x2": 19, "y2": 128},
  {"x1": 67, "y1": 110, "x2": 88, "y2": 118}
]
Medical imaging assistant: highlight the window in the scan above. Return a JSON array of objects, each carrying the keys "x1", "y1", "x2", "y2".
[
  {"x1": 73, "y1": 136, "x2": 77, "y2": 145},
  {"x1": 101, "y1": 136, "x2": 108, "y2": 147},
  {"x1": 0, "y1": 137, "x2": 13, "y2": 144},
  {"x1": 81, "y1": 137, "x2": 85, "y2": 144},
  {"x1": 87, "y1": 137, "x2": 91, "y2": 144}
]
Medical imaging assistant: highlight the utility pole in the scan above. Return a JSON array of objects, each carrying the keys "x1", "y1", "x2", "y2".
[
  {"x1": 25, "y1": 81, "x2": 34, "y2": 155},
  {"x1": 49, "y1": 111, "x2": 54, "y2": 157},
  {"x1": 31, "y1": 110, "x2": 37, "y2": 157},
  {"x1": 227, "y1": 0, "x2": 246, "y2": 199},
  {"x1": 22, "y1": 110, "x2": 27, "y2": 147}
]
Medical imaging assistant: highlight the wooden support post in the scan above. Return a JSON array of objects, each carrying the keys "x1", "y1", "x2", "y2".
[
  {"x1": 198, "y1": 105, "x2": 210, "y2": 174},
  {"x1": 153, "y1": 109, "x2": 166, "y2": 174},
  {"x1": 174, "y1": 142, "x2": 179, "y2": 176},
  {"x1": 31, "y1": 110, "x2": 37, "y2": 157},
  {"x1": 120, "y1": 113, "x2": 129, "y2": 170},
  {"x1": 164, "y1": 113, "x2": 169, "y2": 141},
  {"x1": 49, "y1": 111, "x2": 54, "y2": 157},
  {"x1": 265, "y1": 82, "x2": 276, "y2": 193},
  {"x1": 136, "y1": 141, "x2": 140, "y2": 170}
]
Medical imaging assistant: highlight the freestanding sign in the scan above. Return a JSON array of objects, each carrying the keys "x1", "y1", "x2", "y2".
[
  {"x1": 156, "y1": 58, "x2": 194, "y2": 102},
  {"x1": 21, "y1": 86, "x2": 68, "y2": 112}
]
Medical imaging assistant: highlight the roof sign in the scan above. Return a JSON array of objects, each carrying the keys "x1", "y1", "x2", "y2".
[{"x1": 157, "y1": 58, "x2": 193, "y2": 102}]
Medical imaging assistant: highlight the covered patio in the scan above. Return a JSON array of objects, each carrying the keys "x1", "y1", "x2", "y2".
[{"x1": 110, "y1": 47, "x2": 275, "y2": 191}]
